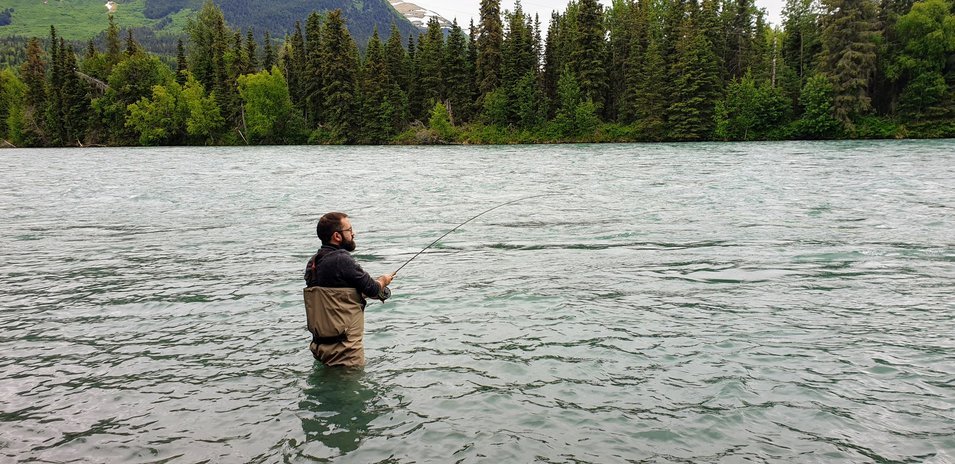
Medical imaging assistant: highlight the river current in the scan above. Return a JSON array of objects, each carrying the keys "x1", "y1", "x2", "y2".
[{"x1": 1, "y1": 141, "x2": 953, "y2": 463}]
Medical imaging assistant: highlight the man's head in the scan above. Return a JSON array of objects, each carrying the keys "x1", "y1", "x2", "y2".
[{"x1": 317, "y1": 212, "x2": 356, "y2": 251}]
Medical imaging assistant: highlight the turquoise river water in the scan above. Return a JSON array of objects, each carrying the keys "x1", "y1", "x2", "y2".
[{"x1": 1, "y1": 141, "x2": 953, "y2": 463}]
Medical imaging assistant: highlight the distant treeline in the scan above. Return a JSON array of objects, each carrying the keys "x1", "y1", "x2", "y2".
[{"x1": 1, "y1": 0, "x2": 954, "y2": 147}]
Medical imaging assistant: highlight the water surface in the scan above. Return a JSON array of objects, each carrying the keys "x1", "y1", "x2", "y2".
[{"x1": 1, "y1": 141, "x2": 954, "y2": 462}]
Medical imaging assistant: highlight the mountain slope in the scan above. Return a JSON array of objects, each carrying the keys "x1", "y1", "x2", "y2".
[
  {"x1": 389, "y1": 1, "x2": 452, "y2": 30},
  {"x1": 0, "y1": 0, "x2": 419, "y2": 46}
]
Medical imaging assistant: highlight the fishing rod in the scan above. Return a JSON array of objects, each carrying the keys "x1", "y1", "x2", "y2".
[{"x1": 391, "y1": 193, "x2": 553, "y2": 276}]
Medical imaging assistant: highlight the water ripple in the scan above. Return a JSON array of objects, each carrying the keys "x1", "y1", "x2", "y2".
[{"x1": 1, "y1": 142, "x2": 954, "y2": 463}]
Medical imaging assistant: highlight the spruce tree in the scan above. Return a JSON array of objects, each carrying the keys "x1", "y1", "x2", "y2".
[
  {"x1": 319, "y1": 9, "x2": 360, "y2": 142},
  {"x1": 305, "y1": 13, "x2": 324, "y2": 128},
  {"x1": 782, "y1": 0, "x2": 822, "y2": 85},
  {"x1": 360, "y1": 29, "x2": 394, "y2": 143},
  {"x1": 477, "y1": 0, "x2": 504, "y2": 102},
  {"x1": 573, "y1": 0, "x2": 609, "y2": 113},
  {"x1": 186, "y1": 0, "x2": 231, "y2": 92},
  {"x1": 125, "y1": 30, "x2": 139, "y2": 56},
  {"x1": 263, "y1": 31, "x2": 275, "y2": 70},
  {"x1": 819, "y1": 0, "x2": 880, "y2": 124},
  {"x1": 106, "y1": 14, "x2": 121, "y2": 70},
  {"x1": 176, "y1": 39, "x2": 188, "y2": 85},
  {"x1": 444, "y1": 20, "x2": 473, "y2": 124},
  {"x1": 46, "y1": 28, "x2": 65, "y2": 146},
  {"x1": 19, "y1": 38, "x2": 47, "y2": 145},
  {"x1": 620, "y1": 0, "x2": 651, "y2": 124},
  {"x1": 61, "y1": 44, "x2": 91, "y2": 145},
  {"x1": 384, "y1": 23, "x2": 409, "y2": 131},
  {"x1": 246, "y1": 29, "x2": 259, "y2": 74},
  {"x1": 667, "y1": 0, "x2": 722, "y2": 140},
  {"x1": 287, "y1": 22, "x2": 307, "y2": 113},
  {"x1": 418, "y1": 17, "x2": 445, "y2": 112}
]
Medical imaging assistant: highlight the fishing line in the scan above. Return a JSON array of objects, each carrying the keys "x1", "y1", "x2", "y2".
[{"x1": 392, "y1": 193, "x2": 554, "y2": 276}]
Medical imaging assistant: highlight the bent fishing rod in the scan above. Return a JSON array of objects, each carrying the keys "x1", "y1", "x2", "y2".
[{"x1": 391, "y1": 193, "x2": 553, "y2": 276}]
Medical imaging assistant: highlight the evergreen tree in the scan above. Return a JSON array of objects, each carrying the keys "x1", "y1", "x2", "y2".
[
  {"x1": 782, "y1": 0, "x2": 822, "y2": 85},
  {"x1": 417, "y1": 17, "x2": 445, "y2": 113},
  {"x1": 85, "y1": 40, "x2": 97, "y2": 62},
  {"x1": 667, "y1": 0, "x2": 722, "y2": 140},
  {"x1": 286, "y1": 21, "x2": 307, "y2": 113},
  {"x1": 106, "y1": 14, "x2": 121, "y2": 71},
  {"x1": 406, "y1": 34, "x2": 425, "y2": 122},
  {"x1": 725, "y1": 0, "x2": 758, "y2": 80},
  {"x1": 635, "y1": 37, "x2": 669, "y2": 139},
  {"x1": 125, "y1": 30, "x2": 140, "y2": 56},
  {"x1": 607, "y1": 0, "x2": 635, "y2": 122},
  {"x1": 305, "y1": 13, "x2": 324, "y2": 128},
  {"x1": 20, "y1": 38, "x2": 47, "y2": 145},
  {"x1": 573, "y1": 0, "x2": 609, "y2": 113},
  {"x1": 319, "y1": 9, "x2": 360, "y2": 142},
  {"x1": 246, "y1": 29, "x2": 259, "y2": 74},
  {"x1": 263, "y1": 31, "x2": 275, "y2": 70},
  {"x1": 61, "y1": 44, "x2": 92, "y2": 145},
  {"x1": 186, "y1": 0, "x2": 231, "y2": 92},
  {"x1": 819, "y1": 0, "x2": 881, "y2": 125},
  {"x1": 232, "y1": 31, "x2": 248, "y2": 79},
  {"x1": 467, "y1": 20, "x2": 481, "y2": 119},
  {"x1": 477, "y1": 0, "x2": 504, "y2": 101},
  {"x1": 542, "y1": 12, "x2": 562, "y2": 117},
  {"x1": 176, "y1": 39, "x2": 188, "y2": 85},
  {"x1": 499, "y1": 1, "x2": 538, "y2": 125},
  {"x1": 46, "y1": 27, "x2": 65, "y2": 146},
  {"x1": 620, "y1": 0, "x2": 651, "y2": 124},
  {"x1": 384, "y1": 23, "x2": 409, "y2": 131},
  {"x1": 444, "y1": 20, "x2": 473, "y2": 123},
  {"x1": 359, "y1": 29, "x2": 395, "y2": 143}
]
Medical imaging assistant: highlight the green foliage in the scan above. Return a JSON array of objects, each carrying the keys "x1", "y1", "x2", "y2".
[
  {"x1": 888, "y1": 0, "x2": 955, "y2": 121},
  {"x1": 850, "y1": 115, "x2": 902, "y2": 138},
  {"x1": 819, "y1": 0, "x2": 880, "y2": 125},
  {"x1": 0, "y1": 0, "x2": 154, "y2": 41},
  {"x1": 2, "y1": 0, "x2": 952, "y2": 146},
  {"x1": 476, "y1": 0, "x2": 504, "y2": 99},
  {"x1": 427, "y1": 101, "x2": 456, "y2": 142},
  {"x1": 0, "y1": 68, "x2": 22, "y2": 140},
  {"x1": 237, "y1": 67, "x2": 305, "y2": 144},
  {"x1": 794, "y1": 74, "x2": 843, "y2": 138},
  {"x1": 97, "y1": 51, "x2": 173, "y2": 144},
  {"x1": 125, "y1": 72, "x2": 223, "y2": 146},
  {"x1": 715, "y1": 74, "x2": 793, "y2": 140},
  {"x1": 127, "y1": 80, "x2": 187, "y2": 145}
]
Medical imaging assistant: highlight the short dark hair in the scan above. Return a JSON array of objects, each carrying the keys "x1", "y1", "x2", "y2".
[{"x1": 317, "y1": 212, "x2": 348, "y2": 245}]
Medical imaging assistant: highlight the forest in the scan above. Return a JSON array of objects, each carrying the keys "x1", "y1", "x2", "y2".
[{"x1": 0, "y1": 0, "x2": 953, "y2": 147}]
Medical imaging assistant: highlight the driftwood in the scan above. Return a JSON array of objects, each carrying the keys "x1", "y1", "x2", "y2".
[
  {"x1": 74, "y1": 70, "x2": 109, "y2": 93},
  {"x1": 1, "y1": 139, "x2": 16, "y2": 148}
]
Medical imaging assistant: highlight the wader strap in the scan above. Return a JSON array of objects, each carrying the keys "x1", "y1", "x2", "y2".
[{"x1": 312, "y1": 331, "x2": 348, "y2": 345}]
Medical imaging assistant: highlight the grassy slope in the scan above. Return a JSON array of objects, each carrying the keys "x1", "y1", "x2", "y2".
[{"x1": 0, "y1": 0, "x2": 156, "y2": 39}]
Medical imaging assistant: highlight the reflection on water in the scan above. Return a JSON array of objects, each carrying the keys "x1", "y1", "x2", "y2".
[{"x1": 297, "y1": 364, "x2": 379, "y2": 460}]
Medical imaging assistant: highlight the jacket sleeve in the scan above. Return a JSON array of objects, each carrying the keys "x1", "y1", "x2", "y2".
[{"x1": 344, "y1": 256, "x2": 381, "y2": 297}]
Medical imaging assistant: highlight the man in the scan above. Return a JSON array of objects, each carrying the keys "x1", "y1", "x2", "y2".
[{"x1": 304, "y1": 212, "x2": 394, "y2": 367}]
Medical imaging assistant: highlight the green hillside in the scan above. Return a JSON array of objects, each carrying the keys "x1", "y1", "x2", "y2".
[
  {"x1": 0, "y1": 0, "x2": 419, "y2": 45},
  {"x1": 0, "y1": 0, "x2": 158, "y2": 39}
]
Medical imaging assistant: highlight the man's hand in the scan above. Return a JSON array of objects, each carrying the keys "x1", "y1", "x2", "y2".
[{"x1": 377, "y1": 272, "x2": 395, "y2": 289}]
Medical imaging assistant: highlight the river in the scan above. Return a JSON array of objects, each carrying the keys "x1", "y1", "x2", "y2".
[{"x1": 1, "y1": 141, "x2": 953, "y2": 462}]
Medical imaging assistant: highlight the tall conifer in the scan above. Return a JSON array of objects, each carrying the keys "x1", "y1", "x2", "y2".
[
  {"x1": 477, "y1": 0, "x2": 504, "y2": 101},
  {"x1": 819, "y1": 0, "x2": 880, "y2": 124}
]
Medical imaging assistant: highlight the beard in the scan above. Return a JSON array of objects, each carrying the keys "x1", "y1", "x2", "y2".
[{"x1": 342, "y1": 237, "x2": 356, "y2": 252}]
